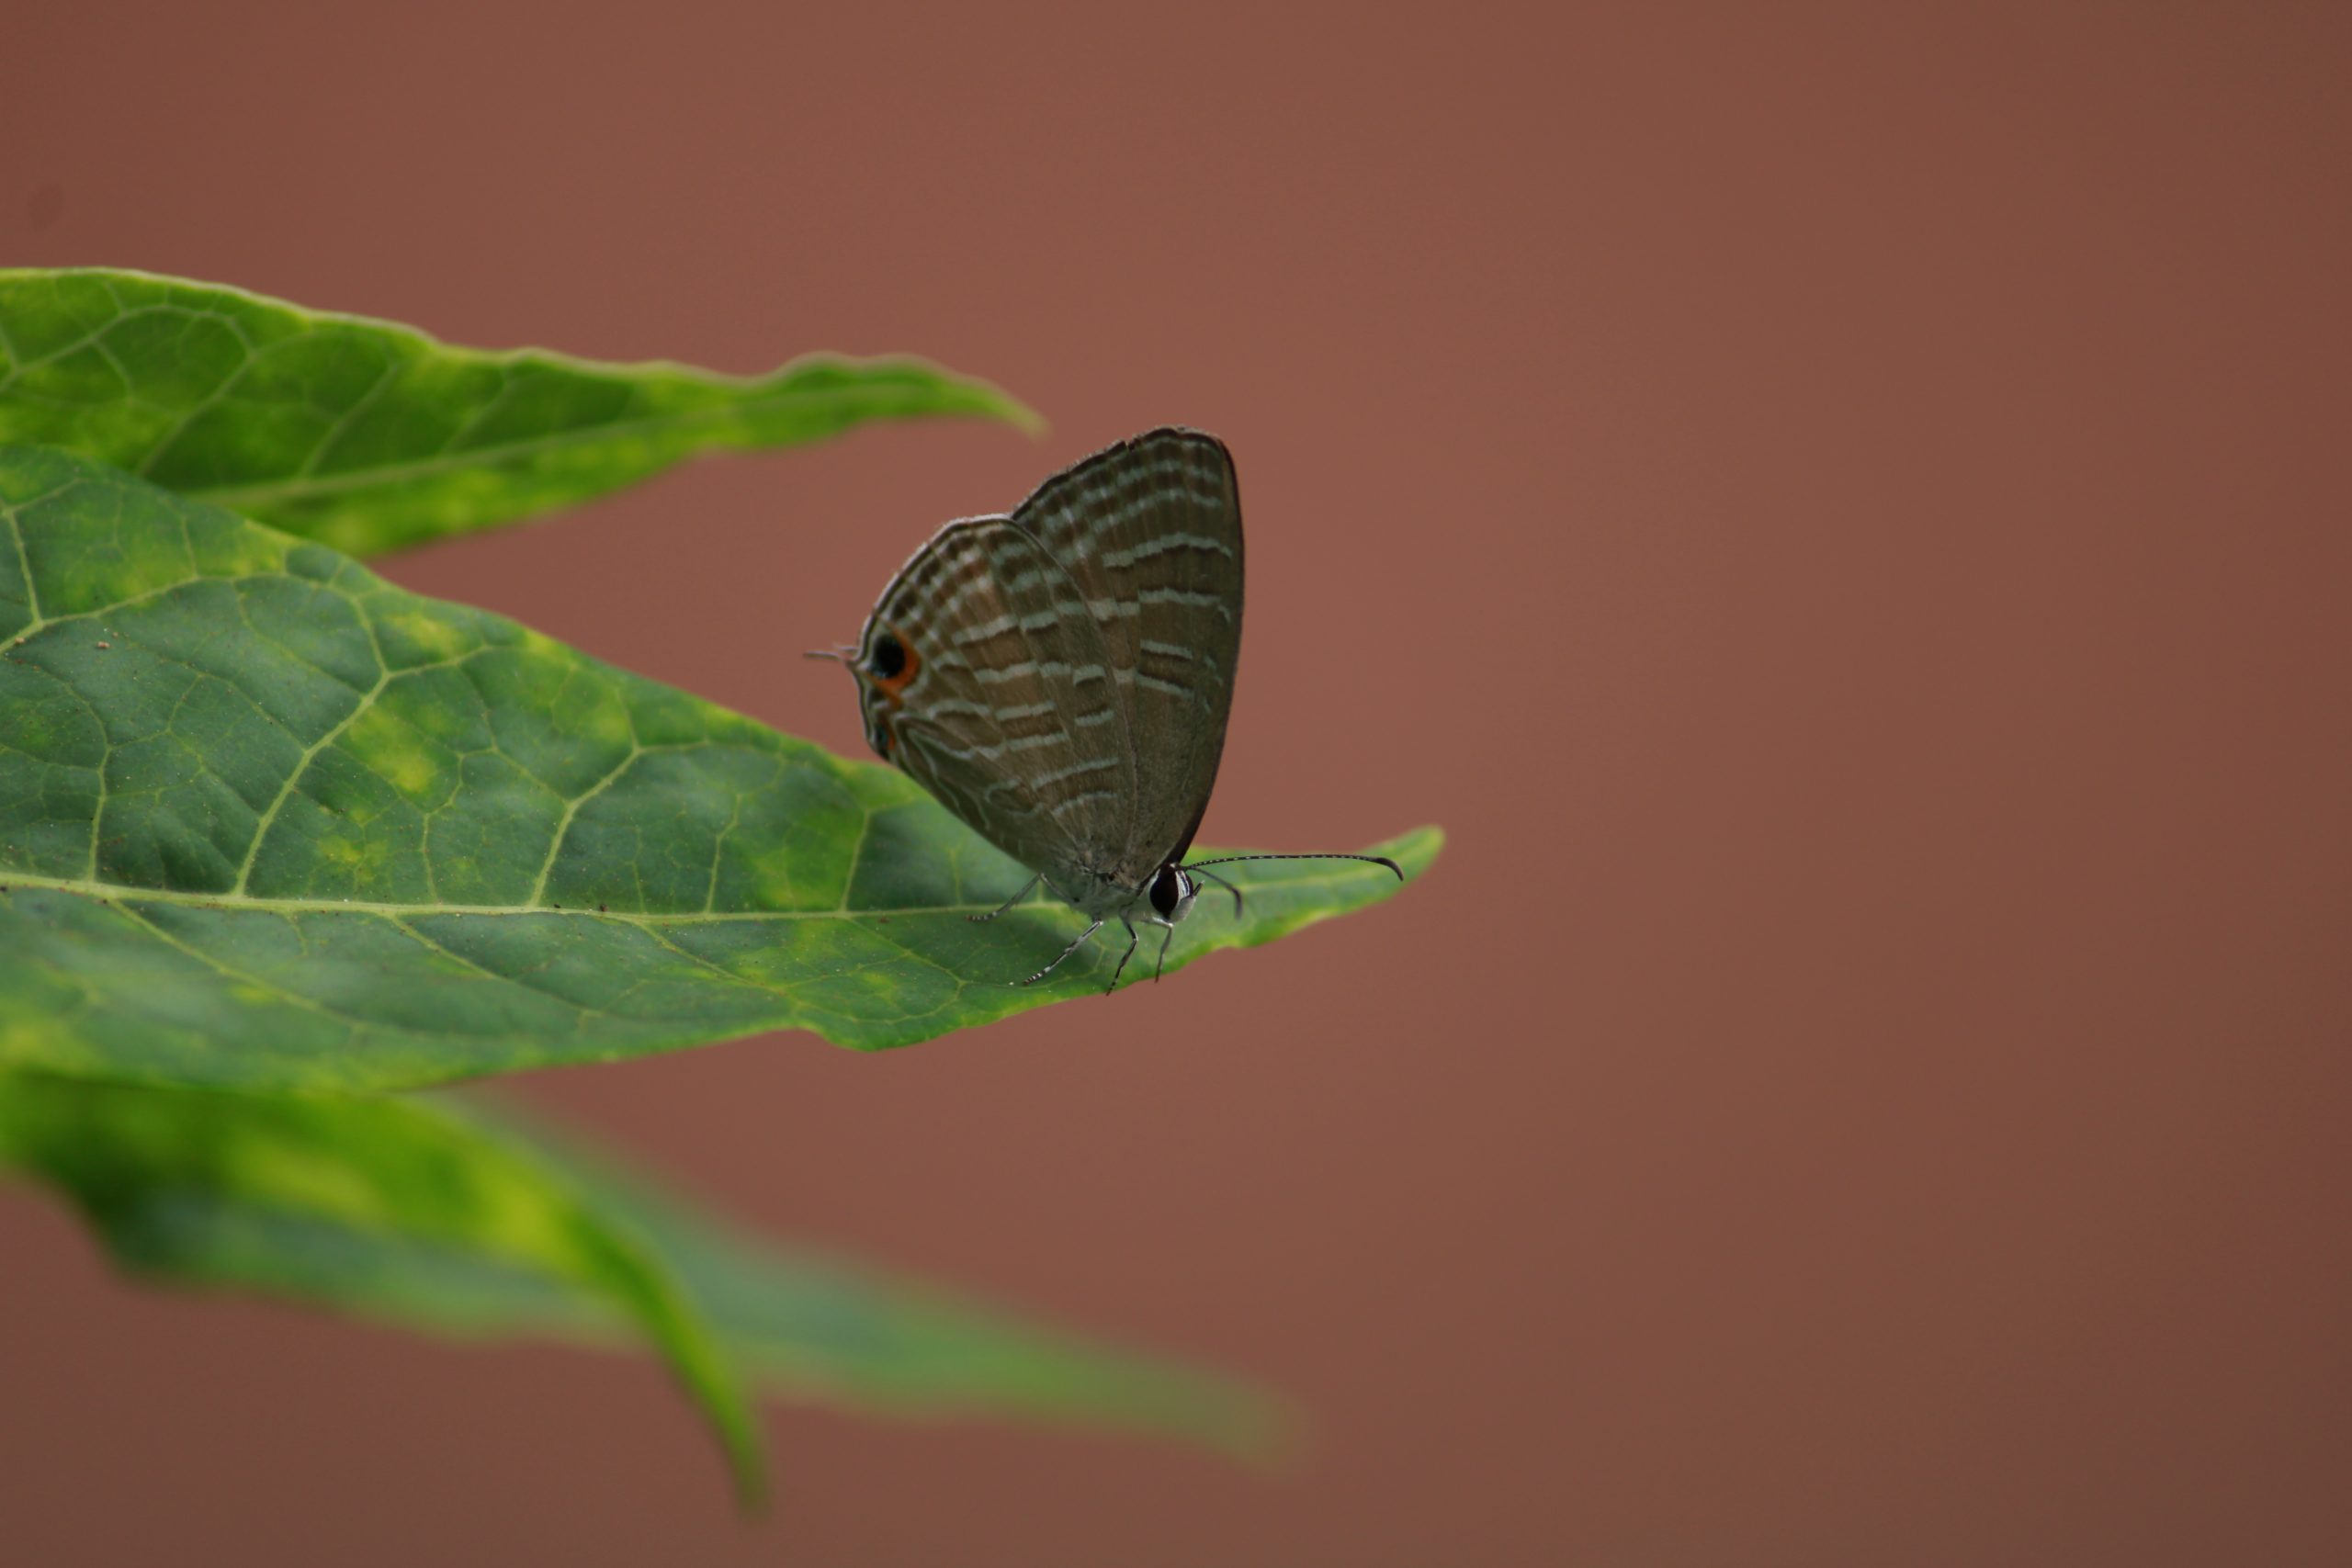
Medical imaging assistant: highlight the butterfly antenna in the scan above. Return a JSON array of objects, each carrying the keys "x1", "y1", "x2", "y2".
[
  {"x1": 1184, "y1": 852, "x2": 1405, "y2": 881},
  {"x1": 1185, "y1": 863, "x2": 1247, "y2": 918}
]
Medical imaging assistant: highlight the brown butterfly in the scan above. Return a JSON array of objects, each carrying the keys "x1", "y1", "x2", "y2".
[{"x1": 817, "y1": 428, "x2": 1397, "y2": 990}]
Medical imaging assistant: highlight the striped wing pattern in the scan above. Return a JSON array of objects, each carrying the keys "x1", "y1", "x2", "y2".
[
  {"x1": 859, "y1": 519, "x2": 1134, "y2": 889},
  {"x1": 853, "y1": 428, "x2": 1244, "y2": 900},
  {"x1": 1013, "y1": 430, "x2": 1243, "y2": 883}
]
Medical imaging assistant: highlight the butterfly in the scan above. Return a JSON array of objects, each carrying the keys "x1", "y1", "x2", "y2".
[{"x1": 815, "y1": 427, "x2": 1399, "y2": 992}]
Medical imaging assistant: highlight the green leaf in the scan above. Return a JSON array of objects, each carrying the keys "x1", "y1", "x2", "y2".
[
  {"x1": 0, "y1": 447, "x2": 1440, "y2": 1092},
  {"x1": 0, "y1": 1069, "x2": 770, "y2": 1506},
  {"x1": 0, "y1": 1077, "x2": 1285, "y2": 1465},
  {"x1": 524, "y1": 1122, "x2": 1287, "y2": 1461},
  {"x1": 0, "y1": 267, "x2": 1039, "y2": 556}
]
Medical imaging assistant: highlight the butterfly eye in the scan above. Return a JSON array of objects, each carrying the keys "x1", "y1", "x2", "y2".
[
  {"x1": 1149, "y1": 865, "x2": 1185, "y2": 918},
  {"x1": 868, "y1": 632, "x2": 908, "y2": 681}
]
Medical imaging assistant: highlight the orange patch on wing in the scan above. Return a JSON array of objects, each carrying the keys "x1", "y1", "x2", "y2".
[{"x1": 873, "y1": 632, "x2": 922, "y2": 699}]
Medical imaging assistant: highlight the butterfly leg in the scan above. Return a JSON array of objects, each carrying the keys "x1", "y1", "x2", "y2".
[
  {"x1": 1102, "y1": 914, "x2": 1142, "y2": 995},
  {"x1": 1151, "y1": 919, "x2": 1177, "y2": 982},
  {"x1": 1183, "y1": 863, "x2": 1246, "y2": 919},
  {"x1": 968, "y1": 873, "x2": 1043, "y2": 923},
  {"x1": 1015, "y1": 917, "x2": 1103, "y2": 986}
]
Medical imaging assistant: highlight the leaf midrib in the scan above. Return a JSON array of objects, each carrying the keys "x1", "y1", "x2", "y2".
[
  {"x1": 0, "y1": 863, "x2": 1390, "y2": 924},
  {"x1": 0, "y1": 867, "x2": 1024, "y2": 923},
  {"x1": 187, "y1": 378, "x2": 1004, "y2": 513}
]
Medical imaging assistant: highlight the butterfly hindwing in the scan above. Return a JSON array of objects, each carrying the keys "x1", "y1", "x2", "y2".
[
  {"x1": 859, "y1": 517, "x2": 1136, "y2": 892},
  {"x1": 1012, "y1": 429, "x2": 1244, "y2": 883}
]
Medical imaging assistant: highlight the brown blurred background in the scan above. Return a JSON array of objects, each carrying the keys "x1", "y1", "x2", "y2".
[{"x1": 6, "y1": 4, "x2": 2349, "y2": 1562}]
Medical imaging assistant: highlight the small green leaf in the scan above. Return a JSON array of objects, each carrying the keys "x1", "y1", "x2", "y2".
[
  {"x1": 0, "y1": 1078, "x2": 1286, "y2": 1465},
  {"x1": 0, "y1": 1069, "x2": 770, "y2": 1506},
  {"x1": 0, "y1": 448, "x2": 1440, "y2": 1092},
  {"x1": 0, "y1": 267, "x2": 1039, "y2": 556}
]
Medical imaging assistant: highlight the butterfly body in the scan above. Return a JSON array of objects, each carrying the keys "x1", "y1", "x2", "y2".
[{"x1": 831, "y1": 428, "x2": 1392, "y2": 989}]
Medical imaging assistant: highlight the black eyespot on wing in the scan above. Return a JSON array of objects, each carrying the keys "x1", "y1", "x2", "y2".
[
  {"x1": 869, "y1": 632, "x2": 907, "y2": 681},
  {"x1": 1149, "y1": 864, "x2": 1182, "y2": 917}
]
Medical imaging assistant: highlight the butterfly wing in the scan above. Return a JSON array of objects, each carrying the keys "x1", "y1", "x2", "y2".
[
  {"x1": 1012, "y1": 428, "x2": 1244, "y2": 883},
  {"x1": 856, "y1": 516, "x2": 1136, "y2": 896}
]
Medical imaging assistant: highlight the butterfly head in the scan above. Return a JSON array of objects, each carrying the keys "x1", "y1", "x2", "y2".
[
  {"x1": 1147, "y1": 863, "x2": 1199, "y2": 925},
  {"x1": 808, "y1": 623, "x2": 922, "y2": 760}
]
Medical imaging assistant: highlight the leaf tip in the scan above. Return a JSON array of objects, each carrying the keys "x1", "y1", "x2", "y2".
[
  {"x1": 975, "y1": 381, "x2": 1049, "y2": 436},
  {"x1": 1205, "y1": 1387, "x2": 1308, "y2": 1472},
  {"x1": 1376, "y1": 824, "x2": 1446, "y2": 882},
  {"x1": 726, "y1": 1430, "x2": 775, "y2": 1517}
]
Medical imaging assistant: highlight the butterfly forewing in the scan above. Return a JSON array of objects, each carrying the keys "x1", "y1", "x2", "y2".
[
  {"x1": 1012, "y1": 429, "x2": 1244, "y2": 882},
  {"x1": 860, "y1": 518, "x2": 1135, "y2": 889}
]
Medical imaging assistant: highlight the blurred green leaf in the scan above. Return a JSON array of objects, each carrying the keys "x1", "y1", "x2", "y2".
[
  {"x1": 452, "y1": 1097, "x2": 1289, "y2": 1458},
  {"x1": 0, "y1": 1077, "x2": 1286, "y2": 1465},
  {"x1": 0, "y1": 267, "x2": 1038, "y2": 555},
  {"x1": 0, "y1": 1069, "x2": 768, "y2": 1506},
  {"x1": 0, "y1": 447, "x2": 1441, "y2": 1092}
]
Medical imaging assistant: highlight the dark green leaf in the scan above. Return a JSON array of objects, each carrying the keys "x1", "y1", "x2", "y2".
[
  {"x1": 0, "y1": 1077, "x2": 1284, "y2": 1465},
  {"x1": 0, "y1": 1069, "x2": 769, "y2": 1506},
  {"x1": 0, "y1": 447, "x2": 1441, "y2": 1092},
  {"x1": 0, "y1": 268, "x2": 1038, "y2": 556}
]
